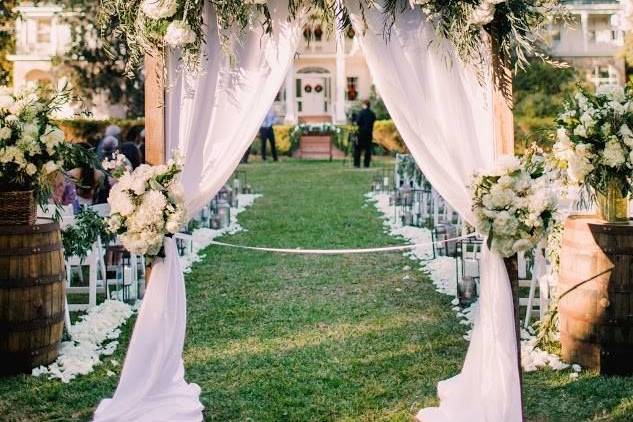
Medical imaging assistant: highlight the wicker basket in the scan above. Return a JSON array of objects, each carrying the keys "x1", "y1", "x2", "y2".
[{"x1": 0, "y1": 190, "x2": 37, "y2": 225}]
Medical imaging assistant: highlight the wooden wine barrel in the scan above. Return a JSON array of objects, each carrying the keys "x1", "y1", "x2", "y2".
[
  {"x1": 559, "y1": 216, "x2": 633, "y2": 375},
  {"x1": 0, "y1": 220, "x2": 65, "y2": 376}
]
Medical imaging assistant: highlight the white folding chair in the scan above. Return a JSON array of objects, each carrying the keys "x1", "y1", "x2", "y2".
[
  {"x1": 65, "y1": 237, "x2": 107, "y2": 311},
  {"x1": 174, "y1": 232, "x2": 194, "y2": 257},
  {"x1": 89, "y1": 203, "x2": 111, "y2": 217}
]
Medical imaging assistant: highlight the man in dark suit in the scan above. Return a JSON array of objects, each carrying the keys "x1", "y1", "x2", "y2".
[{"x1": 354, "y1": 100, "x2": 376, "y2": 168}]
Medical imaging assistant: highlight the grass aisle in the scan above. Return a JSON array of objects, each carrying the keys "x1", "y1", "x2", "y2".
[
  {"x1": 2, "y1": 160, "x2": 632, "y2": 421},
  {"x1": 185, "y1": 160, "x2": 466, "y2": 421}
]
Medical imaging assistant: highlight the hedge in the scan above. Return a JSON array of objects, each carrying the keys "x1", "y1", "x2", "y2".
[{"x1": 55, "y1": 118, "x2": 145, "y2": 146}]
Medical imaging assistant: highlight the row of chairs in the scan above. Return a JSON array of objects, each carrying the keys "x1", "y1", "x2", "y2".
[{"x1": 389, "y1": 155, "x2": 554, "y2": 327}]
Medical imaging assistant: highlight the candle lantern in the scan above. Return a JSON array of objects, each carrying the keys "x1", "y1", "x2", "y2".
[
  {"x1": 217, "y1": 199, "x2": 231, "y2": 228},
  {"x1": 232, "y1": 170, "x2": 243, "y2": 192},
  {"x1": 210, "y1": 214, "x2": 221, "y2": 229},
  {"x1": 113, "y1": 254, "x2": 135, "y2": 303},
  {"x1": 200, "y1": 205, "x2": 211, "y2": 228},
  {"x1": 209, "y1": 196, "x2": 219, "y2": 214},
  {"x1": 176, "y1": 237, "x2": 187, "y2": 256},
  {"x1": 457, "y1": 276, "x2": 478, "y2": 306},
  {"x1": 400, "y1": 184, "x2": 413, "y2": 207},
  {"x1": 400, "y1": 191, "x2": 416, "y2": 226},
  {"x1": 218, "y1": 186, "x2": 230, "y2": 202},
  {"x1": 381, "y1": 167, "x2": 390, "y2": 190}
]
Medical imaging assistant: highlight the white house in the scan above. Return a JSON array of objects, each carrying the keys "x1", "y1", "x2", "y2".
[
  {"x1": 274, "y1": 18, "x2": 372, "y2": 124},
  {"x1": 547, "y1": 0, "x2": 628, "y2": 87},
  {"x1": 7, "y1": 3, "x2": 126, "y2": 118},
  {"x1": 8, "y1": 1, "x2": 632, "y2": 122}
]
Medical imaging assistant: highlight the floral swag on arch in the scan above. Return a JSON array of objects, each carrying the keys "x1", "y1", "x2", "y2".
[{"x1": 94, "y1": 1, "x2": 564, "y2": 422}]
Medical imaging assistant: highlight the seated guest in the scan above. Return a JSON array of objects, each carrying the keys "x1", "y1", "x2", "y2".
[
  {"x1": 120, "y1": 142, "x2": 142, "y2": 170},
  {"x1": 52, "y1": 173, "x2": 79, "y2": 214},
  {"x1": 68, "y1": 143, "x2": 107, "y2": 207},
  {"x1": 98, "y1": 135, "x2": 120, "y2": 162}
]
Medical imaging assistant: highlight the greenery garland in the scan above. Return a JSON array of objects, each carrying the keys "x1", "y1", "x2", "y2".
[
  {"x1": 98, "y1": 0, "x2": 561, "y2": 77},
  {"x1": 62, "y1": 208, "x2": 115, "y2": 260}
]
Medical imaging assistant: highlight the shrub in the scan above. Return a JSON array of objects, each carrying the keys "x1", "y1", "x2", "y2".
[
  {"x1": 513, "y1": 61, "x2": 583, "y2": 154},
  {"x1": 373, "y1": 120, "x2": 405, "y2": 154},
  {"x1": 273, "y1": 125, "x2": 292, "y2": 154},
  {"x1": 55, "y1": 118, "x2": 145, "y2": 146}
]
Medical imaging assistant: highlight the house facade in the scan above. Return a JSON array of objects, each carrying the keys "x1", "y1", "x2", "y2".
[
  {"x1": 547, "y1": 0, "x2": 628, "y2": 87},
  {"x1": 7, "y1": 3, "x2": 125, "y2": 118},
  {"x1": 7, "y1": 1, "x2": 632, "y2": 122}
]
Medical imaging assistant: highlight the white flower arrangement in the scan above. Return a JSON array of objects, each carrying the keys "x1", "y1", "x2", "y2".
[
  {"x1": 471, "y1": 149, "x2": 560, "y2": 258},
  {"x1": 552, "y1": 84, "x2": 633, "y2": 198},
  {"x1": 0, "y1": 83, "x2": 86, "y2": 204},
  {"x1": 105, "y1": 153, "x2": 187, "y2": 257}
]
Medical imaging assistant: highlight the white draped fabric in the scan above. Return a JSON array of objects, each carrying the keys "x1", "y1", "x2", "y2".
[
  {"x1": 93, "y1": 2, "x2": 303, "y2": 420},
  {"x1": 349, "y1": 3, "x2": 522, "y2": 421}
]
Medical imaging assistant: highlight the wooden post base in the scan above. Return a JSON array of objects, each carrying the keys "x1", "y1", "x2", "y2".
[{"x1": 504, "y1": 255, "x2": 525, "y2": 422}]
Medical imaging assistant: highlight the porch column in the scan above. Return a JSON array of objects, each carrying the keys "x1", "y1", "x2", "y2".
[
  {"x1": 284, "y1": 65, "x2": 296, "y2": 123},
  {"x1": 335, "y1": 23, "x2": 347, "y2": 123},
  {"x1": 580, "y1": 11, "x2": 589, "y2": 52}
]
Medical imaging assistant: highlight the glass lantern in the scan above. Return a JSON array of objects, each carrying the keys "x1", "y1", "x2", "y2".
[{"x1": 217, "y1": 199, "x2": 231, "y2": 228}]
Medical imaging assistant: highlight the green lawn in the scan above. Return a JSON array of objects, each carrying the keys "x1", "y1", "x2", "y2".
[{"x1": 1, "y1": 159, "x2": 633, "y2": 421}]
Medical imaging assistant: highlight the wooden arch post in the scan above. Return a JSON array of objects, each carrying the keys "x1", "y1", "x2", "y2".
[
  {"x1": 142, "y1": 20, "x2": 522, "y2": 422},
  {"x1": 144, "y1": 53, "x2": 166, "y2": 166},
  {"x1": 491, "y1": 37, "x2": 524, "y2": 422}
]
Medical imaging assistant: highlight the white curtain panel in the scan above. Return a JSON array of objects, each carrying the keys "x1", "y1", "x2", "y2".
[
  {"x1": 93, "y1": 2, "x2": 303, "y2": 421},
  {"x1": 348, "y1": 2, "x2": 522, "y2": 421}
]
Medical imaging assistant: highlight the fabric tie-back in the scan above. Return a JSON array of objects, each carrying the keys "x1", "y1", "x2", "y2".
[
  {"x1": 93, "y1": 2, "x2": 303, "y2": 420},
  {"x1": 349, "y1": 1, "x2": 522, "y2": 421}
]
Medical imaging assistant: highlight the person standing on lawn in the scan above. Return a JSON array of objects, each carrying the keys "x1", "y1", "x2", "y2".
[
  {"x1": 259, "y1": 107, "x2": 278, "y2": 161},
  {"x1": 354, "y1": 100, "x2": 376, "y2": 168}
]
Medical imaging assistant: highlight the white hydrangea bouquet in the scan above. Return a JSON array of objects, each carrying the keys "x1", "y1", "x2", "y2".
[
  {"x1": 552, "y1": 85, "x2": 633, "y2": 220},
  {"x1": 0, "y1": 83, "x2": 93, "y2": 223},
  {"x1": 105, "y1": 153, "x2": 187, "y2": 257},
  {"x1": 471, "y1": 150, "x2": 559, "y2": 258}
]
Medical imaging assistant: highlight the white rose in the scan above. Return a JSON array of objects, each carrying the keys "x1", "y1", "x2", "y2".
[
  {"x1": 493, "y1": 211, "x2": 519, "y2": 236},
  {"x1": 0, "y1": 94, "x2": 14, "y2": 110},
  {"x1": 556, "y1": 128, "x2": 570, "y2": 145},
  {"x1": 620, "y1": 124, "x2": 633, "y2": 148},
  {"x1": 43, "y1": 160, "x2": 58, "y2": 174},
  {"x1": 0, "y1": 127, "x2": 11, "y2": 140},
  {"x1": 25, "y1": 163, "x2": 37, "y2": 176},
  {"x1": 108, "y1": 188, "x2": 136, "y2": 217},
  {"x1": 602, "y1": 138, "x2": 626, "y2": 168},
  {"x1": 489, "y1": 184, "x2": 515, "y2": 209},
  {"x1": 107, "y1": 214, "x2": 123, "y2": 232},
  {"x1": 5, "y1": 115, "x2": 18, "y2": 125},
  {"x1": 597, "y1": 84, "x2": 625, "y2": 103},
  {"x1": 608, "y1": 101, "x2": 625, "y2": 116},
  {"x1": 567, "y1": 152, "x2": 593, "y2": 183},
  {"x1": 164, "y1": 21, "x2": 197, "y2": 47},
  {"x1": 141, "y1": 0, "x2": 178, "y2": 20},
  {"x1": 470, "y1": 2, "x2": 496, "y2": 26},
  {"x1": 573, "y1": 125, "x2": 587, "y2": 138}
]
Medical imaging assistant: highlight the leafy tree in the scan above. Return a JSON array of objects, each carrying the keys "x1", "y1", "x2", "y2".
[
  {"x1": 513, "y1": 61, "x2": 582, "y2": 153},
  {"x1": 54, "y1": 0, "x2": 144, "y2": 117},
  {"x1": 0, "y1": 1, "x2": 19, "y2": 86}
]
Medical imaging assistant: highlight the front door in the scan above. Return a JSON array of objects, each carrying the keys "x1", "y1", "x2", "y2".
[{"x1": 299, "y1": 76, "x2": 327, "y2": 116}]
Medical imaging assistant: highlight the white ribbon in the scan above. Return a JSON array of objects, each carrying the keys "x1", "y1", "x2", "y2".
[{"x1": 208, "y1": 233, "x2": 478, "y2": 255}]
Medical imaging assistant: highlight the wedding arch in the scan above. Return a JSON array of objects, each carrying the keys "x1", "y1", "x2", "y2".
[{"x1": 93, "y1": 1, "x2": 557, "y2": 421}]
